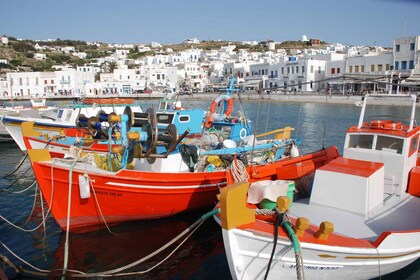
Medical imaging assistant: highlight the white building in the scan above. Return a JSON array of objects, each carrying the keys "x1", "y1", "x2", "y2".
[
  {"x1": 34, "y1": 53, "x2": 47, "y2": 60},
  {"x1": 1, "y1": 36, "x2": 8, "y2": 45},
  {"x1": 5, "y1": 69, "x2": 94, "y2": 98},
  {"x1": 393, "y1": 36, "x2": 420, "y2": 74},
  {"x1": 184, "y1": 38, "x2": 200, "y2": 44}
]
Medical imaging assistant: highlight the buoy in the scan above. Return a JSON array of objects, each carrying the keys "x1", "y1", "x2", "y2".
[
  {"x1": 290, "y1": 144, "x2": 300, "y2": 158},
  {"x1": 78, "y1": 174, "x2": 91, "y2": 199}
]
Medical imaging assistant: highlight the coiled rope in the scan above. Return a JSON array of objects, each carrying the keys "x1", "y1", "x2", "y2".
[{"x1": 230, "y1": 158, "x2": 249, "y2": 182}]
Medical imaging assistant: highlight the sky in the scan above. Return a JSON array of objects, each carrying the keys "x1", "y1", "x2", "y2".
[{"x1": 0, "y1": 0, "x2": 419, "y2": 47}]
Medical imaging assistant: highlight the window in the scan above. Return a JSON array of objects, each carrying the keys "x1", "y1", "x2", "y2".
[
  {"x1": 337, "y1": 68, "x2": 340, "y2": 74},
  {"x1": 291, "y1": 67, "x2": 294, "y2": 74},
  {"x1": 296, "y1": 66, "x2": 299, "y2": 73},
  {"x1": 409, "y1": 60, "x2": 414, "y2": 69},
  {"x1": 410, "y1": 43, "x2": 415, "y2": 51},
  {"x1": 157, "y1": 74, "x2": 161, "y2": 79},
  {"x1": 310, "y1": 66, "x2": 314, "y2": 73},
  {"x1": 281, "y1": 67, "x2": 284, "y2": 74},
  {"x1": 44, "y1": 80, "x2": 47, "y2": 85},
  {"x1": 349, "y1": 66, "x2": 353, "y2": 73},
  {"x1": 318, "y1": 66, "x2": 321, "y2": 73},
  {"x1": 361, "y1": 65, "x2": 365, "y2": 72},
  {"x1": 302, "y1": 66, "x2": 305, "y2": 73},
  {"x1": 386, "y1": 64, "x2": 390, "y2": 71},
  {"x1": 287, "y1": 67, "x2": 290, "y2": 74},
  {"x1": 355, "y1": 65, "x2": 359, "y2": 72},
  {"x1": 396, "y1": 44, "x2": 400, "y2": 52},
  {"x1": 331, "y1": 68, "x2": 335, "y2": 74},
  {"x1": 348, "y1": 134, "x2": 374, "y2": 149},
  {"x1": 376, "y1": 136, "x2": 403, "y2": 154},
  {"x1": 371, "y1": 65, "x2": 375, "y2": 72},
  {"x1": 162, "y1": 74, "x2": 165, "y2": 79},
  {"x1": 19, "y1": 78, "x2": 22, "y2": 85},
  {"x1": 378, "y1": 64, "x2": 383, "y2": 71},
  {"x1": 402, "y1": 61, "x2": 407, "y2": 70},
  {"x1": 179, "y1": 115, "x2": 190, "y2": 122},
  {"x1": 51, "y1": 80, "x2": 54, "y2": 84}
]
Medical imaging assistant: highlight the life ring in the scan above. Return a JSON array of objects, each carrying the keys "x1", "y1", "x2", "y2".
[
  {"x1": 209, "y1": 95, "x2": 234, "y2": 122},
  {"x1": 383, "y1": 121, "x2": 403, "y2": 130},
  {"x1": 370, "y1": 120, "x2": 402, "y2": 130},
  {"x1": 369, "y1": 120, "x2": 393, "y2": 129},
  {"x1": 239, "y1": 128, "x2": 247, "y2": 139}
]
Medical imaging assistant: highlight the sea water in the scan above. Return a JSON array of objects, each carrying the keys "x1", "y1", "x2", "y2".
[{"x1": 0, "y1": 99, "x2": 419, "y2": 279}]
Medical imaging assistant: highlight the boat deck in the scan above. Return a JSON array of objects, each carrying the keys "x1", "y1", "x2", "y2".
[{"x1": 289, "y1": 194, "x2": 420, "y2": 241}]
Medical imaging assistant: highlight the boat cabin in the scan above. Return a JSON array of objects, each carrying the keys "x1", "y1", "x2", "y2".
[{"x1": 310, "y1": 94, "x2": 420, "y2": 216}]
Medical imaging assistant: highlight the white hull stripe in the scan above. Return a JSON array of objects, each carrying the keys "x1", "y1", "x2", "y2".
[{"x1": 105, "y1": 181, "x2": 225, "y2": 189}]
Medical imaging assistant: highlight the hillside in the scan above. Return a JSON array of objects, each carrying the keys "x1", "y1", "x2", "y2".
[{"x1": 0, "y1": 36, "x2": 328, "y2": 73}]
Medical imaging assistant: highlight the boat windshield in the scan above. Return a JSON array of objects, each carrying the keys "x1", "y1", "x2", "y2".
[
  {"x1": 348, "y1": 134, "x2": 374, "y2": 149},
  {"x1": 375, "y1": 135, "x2": 403, "y2": 154},
  {"x1": 348, "y1": 134, "x2": 404, "y2": 154}
]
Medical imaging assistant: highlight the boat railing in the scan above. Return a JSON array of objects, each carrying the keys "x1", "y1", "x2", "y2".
[{"x1": 357, "y1": 94, "x2": 417, "y2": 131}]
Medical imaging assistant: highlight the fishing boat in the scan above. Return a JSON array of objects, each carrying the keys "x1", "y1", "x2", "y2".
[
  {"x1": 2, "y1": 98, "x2": 143, "y2": 152},
  {"x1": 25, "y1": 76, "x2": 311, "y2": 232},
  {"x1": 215, "y1": 94, "x2": 420, "y2": 280}
]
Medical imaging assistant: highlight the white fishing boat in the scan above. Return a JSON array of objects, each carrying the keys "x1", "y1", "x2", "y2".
[
  {"x1": 2, "y1": 98, "x2": 143, "y2": 151},
  {"x1": 215, "y1": 94, "x2": 420, "y2": 280}
]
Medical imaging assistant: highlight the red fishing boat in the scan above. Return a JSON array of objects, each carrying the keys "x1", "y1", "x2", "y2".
[{"x1": 27, "y1": 144, "x2": 338, "y2": 232}]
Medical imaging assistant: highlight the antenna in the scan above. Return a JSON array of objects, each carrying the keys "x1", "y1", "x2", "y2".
[{"x1": 403, "y1": 17, "x2": 406, "y2": 37}]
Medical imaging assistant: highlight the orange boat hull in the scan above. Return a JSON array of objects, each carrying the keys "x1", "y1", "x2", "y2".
[{"x1": 31, "y1": 146, "x2": 339, "y2": 232}]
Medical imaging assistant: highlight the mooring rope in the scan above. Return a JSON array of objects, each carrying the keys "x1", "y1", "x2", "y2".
[
  {"x1": 0, "y1": 209, "x2": 220, "y2": 278},
  {"x1": 1, "y1": 166, "x2": 35, "y2": 192},
  {"x1": 62, "y1": 157, "x2": 79, "y2": 280},
  {"x1": 2, "y1": 152, "x2": 28, "y2": 178},
  {"x1": 89, "y1": 179, "x2": 114, "y2": 234},
  {"x1": 0, "y1": 182, "x2": 52, "y2": 233},
  {"x1": 24, "y1": 183, "x2": 39, "y2": 226},
  {"x1": 1, "y1": 179, "x2": 36, "y2": 194}
]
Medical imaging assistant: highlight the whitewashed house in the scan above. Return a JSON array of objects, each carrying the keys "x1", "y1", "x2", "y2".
[{"x1": 34, "y1": 53, "x2": 47, "y2": 60}]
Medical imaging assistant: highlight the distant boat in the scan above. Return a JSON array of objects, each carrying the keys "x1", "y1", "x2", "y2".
[
  {"x1": 0, "y1": 98, "x2": 57, "y2": 114},
  {"x1": 215, "y1": 94, "x2": 420, "y2": 280}
]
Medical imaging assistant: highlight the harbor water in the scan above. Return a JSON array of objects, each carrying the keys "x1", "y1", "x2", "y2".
[{"x1": 0, "y1": 98, "x2": 419, "y2": 279}]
